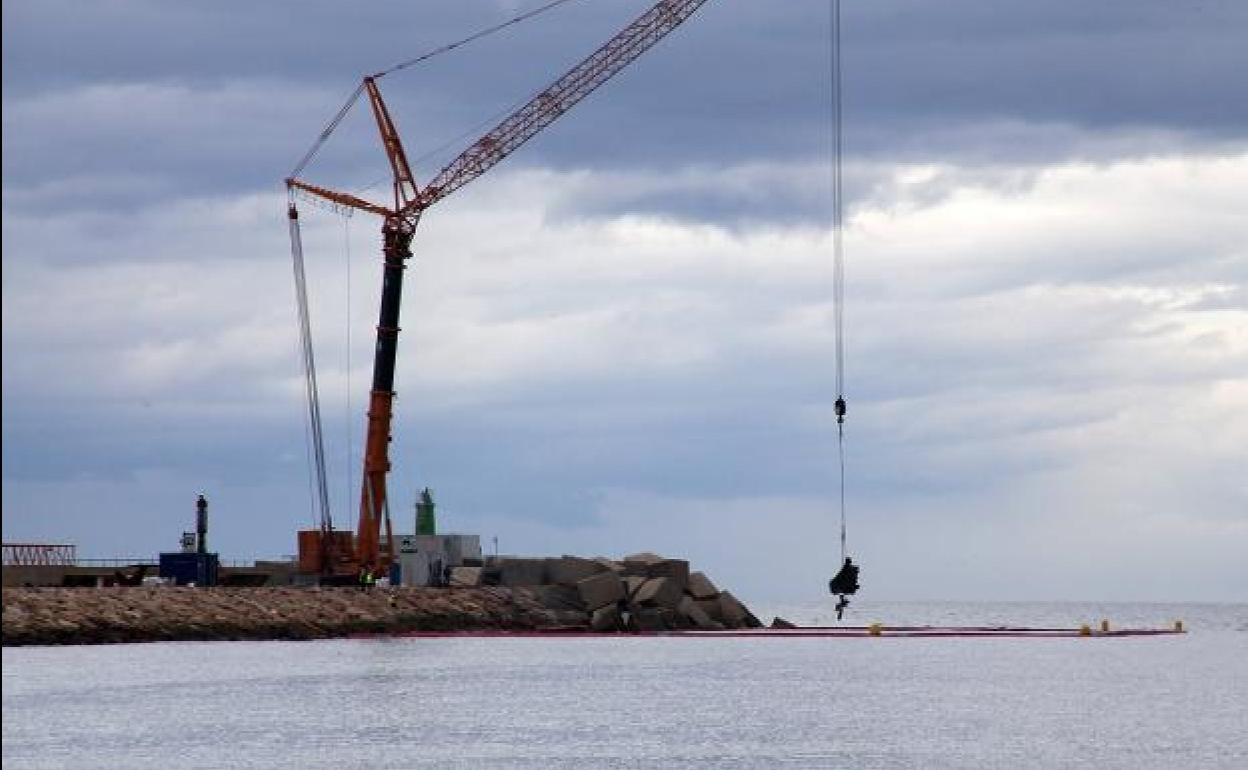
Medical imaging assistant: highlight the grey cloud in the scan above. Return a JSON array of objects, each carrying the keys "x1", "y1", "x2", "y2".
[{"x1": 3, "y1": 1, "x2": 1245, "y2": 600}]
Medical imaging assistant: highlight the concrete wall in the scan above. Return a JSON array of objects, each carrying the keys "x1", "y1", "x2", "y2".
[{"x1": 396, "y1": 534, "x2": 482, "y2": 586}]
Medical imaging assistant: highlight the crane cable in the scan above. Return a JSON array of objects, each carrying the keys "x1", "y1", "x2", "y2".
[
  {"x1": 342, "y1": 211, "x2": 354, "y2": 529},
  {"x1": 830, "y1": 0, "x2": 849, "y2": 563},
  {"x1": 287, "y1": 196, "x2": 334, "y2": 533},
  {"x1": 289, "y1": 0, "x2": 585, "y2": 180}
]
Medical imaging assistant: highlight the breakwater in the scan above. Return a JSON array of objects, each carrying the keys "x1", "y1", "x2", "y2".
[{"x1": 3, "y1": 554, "x2": 763, "y2": 646}]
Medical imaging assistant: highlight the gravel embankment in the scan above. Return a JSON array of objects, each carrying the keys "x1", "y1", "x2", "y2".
[{"x1": 1, "y1": 586, "x2": 573, "y2": 646}]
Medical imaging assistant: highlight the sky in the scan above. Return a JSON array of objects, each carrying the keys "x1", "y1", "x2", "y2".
[{"x1": 3, "y1": 0, "x2": 1245, "y2": 603}]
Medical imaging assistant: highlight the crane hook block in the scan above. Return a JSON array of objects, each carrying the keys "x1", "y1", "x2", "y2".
[{"x1": 835, "y1": 396, "x2": 847, "y2": 424}]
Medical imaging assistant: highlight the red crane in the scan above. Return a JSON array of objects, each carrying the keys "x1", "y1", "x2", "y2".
[{"x1": 287, "y1": 0, "x2": 714, "y2": 576}]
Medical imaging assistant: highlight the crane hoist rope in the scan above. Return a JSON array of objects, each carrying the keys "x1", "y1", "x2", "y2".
[{"x1": 827, "y1": 0, "x2": 860, "y2": 621}]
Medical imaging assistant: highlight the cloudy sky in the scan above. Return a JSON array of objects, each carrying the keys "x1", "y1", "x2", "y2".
[{"x1": 3, "y1": 0, "x2": 1245, "y2": 603}]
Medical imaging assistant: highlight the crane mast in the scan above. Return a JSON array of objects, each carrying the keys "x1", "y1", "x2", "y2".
[{"x1": 287, "y1": 0, "x2": 713, "y2": 575}]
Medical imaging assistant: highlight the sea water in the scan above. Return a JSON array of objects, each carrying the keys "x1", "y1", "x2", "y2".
[{"x1": 3, "y1": 601, "x2": 1245, "y2": 769}]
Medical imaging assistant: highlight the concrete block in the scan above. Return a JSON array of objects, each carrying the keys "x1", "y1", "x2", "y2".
[
  {"x1": 533, "y1": 584, "x2": 585, "y2": 611},
  {"x1": 592, "y1": 557, "x2": 625, "y2": 573},
  {"x1": 647, "y1": 558, "x2": 689, "y2": 583},
  {"x1": 665, "y1": 607, "x2": 694, "y2": 630},
  {"x1": 448, "y1": 566, "x2": 482, "y2": 587},
  {"x1": 624, "y1": 576, "x2": 647, "y2": 598},
  {"x1": 632, "y1": 607, "x2": 667, "y2": 633},
  {"x1": 634, "y1": 576, "x2": 684, "y2": 609},
  {"x1": 497, "y1": 558, "x2": 547, "y2": 586},
  {"x1": 576, "y1": 571, "x2": 625, "y2": 611},
  {"x1": 718, "y1": 591, "x2": 750, "y2": 628},
  {"x1": 591, "y1": 603, "x2": 622, "y2": 632},
  {"x1": 678, "y1": 595, "x2": 720, "y2": 630},
  {"x1": 623, "y1": 551, "x2": 664, "y2": 564},
  {"x1": 686, "y1": 571, "x2": 719, "y2": 599},
  {"x1": 548, "y1": 556, "x2": 608, "y2": 586},
  {"x1": 549, "y1": 610, "x2": 591, "y2": 629},
  {"x1": 695, "y1": 598, "x2": 723, "y2": 621},
  {"x1": 622, "y1": 552, "x2": 664, "y2": 576}
]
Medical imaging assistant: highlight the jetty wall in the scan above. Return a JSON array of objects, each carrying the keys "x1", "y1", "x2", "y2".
[{"x1": 3, "y1": 554, "x2": 763, "y2": 646}]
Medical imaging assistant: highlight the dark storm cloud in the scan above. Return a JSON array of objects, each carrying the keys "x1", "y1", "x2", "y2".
[{"x1": 5, "y1": 0, "x2": 1246, "y2": 205}]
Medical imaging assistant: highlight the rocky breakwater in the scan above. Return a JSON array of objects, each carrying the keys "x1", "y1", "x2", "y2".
[
  {"x1": 461, "y1": 552, "x2": 764, "y2": 633},
  {"x1": 2, "y1": 585, "x2": 561, "y2": 646},
  {"x1": 2, "y1": 553, "x2": 763, "y2": 646}
]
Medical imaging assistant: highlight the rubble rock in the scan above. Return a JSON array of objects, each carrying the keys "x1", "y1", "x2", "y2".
[
  {"x1": 770, "y1": 616, "x2": 797, "y2": 629},
  {"x1": 448, "y1": 567, "x2": 482, "y2": 587},
  {"x1": 592, "y1": 557, "x2": 625, "y2": 573},
  {"x1": 576, "y1": 571, "x2": 625, "y2": 611}
]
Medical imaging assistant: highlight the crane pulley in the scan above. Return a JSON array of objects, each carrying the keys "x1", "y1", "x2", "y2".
[{"x1": 287, "y1": 0, "x2": 716, "y2": 576}]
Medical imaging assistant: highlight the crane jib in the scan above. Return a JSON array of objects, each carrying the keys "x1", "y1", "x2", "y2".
[{"x1": 287, "y1": 0, "x2": 717, "y2": 576}]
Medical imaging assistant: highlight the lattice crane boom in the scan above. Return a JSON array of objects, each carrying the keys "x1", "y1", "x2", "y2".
[
  {"x1": 285, "y1": 0, "x2": 715, "y2": 576},
  {"x1": 410, "y1": 0, "x2": 712, "y2": 213}
]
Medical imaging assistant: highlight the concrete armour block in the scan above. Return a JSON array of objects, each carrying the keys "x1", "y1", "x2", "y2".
[
  {"x1": 631, "y1": 607, "x2": 667, "y2": 633},
  {"x1": 576, "y1": 571, "x2": 625, "y2": 611},
  {"x1": 621, "y1": 552, "x2": 664, "y2": 576},
  {"x1": 623, "y1": 576, "x2": 647, "y2": 598},
  {"x1": 718, "y1": 591, "x2": 750, "y2": 628},
  {"x1": 634, "y1": 576, "x2": 684, "y2": 609},
  {"x1": 497, "y1": 558, "x2": 547, "y2": 586},
  {"x1": 592, "y1": 557, "x2": 625, "y2": 573},
  {"x1": 678, "y1": 596, "x2": 719, "y2": 630},
  {"x1": 448, "y1": 566, "x2": 482, "y2": 587},
  {"x1": 623, "y1": 551, "x2": 663, "y2": 564},
  {"x1": 686, "y1": 571, "x2": 719, "y2": 599},
  {"x1": 533, "y1": 584, "x2": 585, "y2": 611},
  {"x1": 646, "y1": 558, "x2": 689, "y2": 586},
  {"x1": 591, "y1": 603, "x2": 621, "y2": 632},
  {"x1": 548, "y1": 556, "x2": 608, "y2": 586},
  {"x1": 695, "y1": 598, "x2": 723, "y2": 621}
]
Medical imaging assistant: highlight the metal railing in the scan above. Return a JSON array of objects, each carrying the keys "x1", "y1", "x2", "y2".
[
  {"x1": 2, "y1": 543, "x2": 77, "y2": 566},
  {"x1": 3, "y1": 547, "x2": 297, "y2": 570}
]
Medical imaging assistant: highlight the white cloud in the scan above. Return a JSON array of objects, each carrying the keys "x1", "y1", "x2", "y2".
[{"x1": 3, "y1": 151, "x2": 1245, "y2": 600}]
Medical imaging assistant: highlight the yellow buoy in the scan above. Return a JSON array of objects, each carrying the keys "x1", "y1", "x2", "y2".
[
  {"x1": 1079, "y1": 624, "x2": 1091, "y2": 636},
  {"x1": 868, "y1": 623, "x2": 882, "y2": 636}
]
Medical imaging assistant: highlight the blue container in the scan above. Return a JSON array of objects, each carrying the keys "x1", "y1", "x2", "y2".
[
  {"x1": 389, "y1": 562, "x2": 401, "y2": 586},
  {"x1": 159, "y1": 553, "x2": 220, "y2": 586}
]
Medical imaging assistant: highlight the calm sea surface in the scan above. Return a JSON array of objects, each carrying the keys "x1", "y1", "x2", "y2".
[{"x1": 3, "y1": 601, "x2": 1246, "y2": 769}]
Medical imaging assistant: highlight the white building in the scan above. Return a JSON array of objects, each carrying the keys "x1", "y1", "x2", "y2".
[{"x1": 394, "y1": 534, "x2": 482, "y2": 586}]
